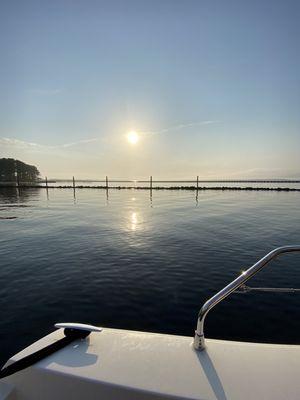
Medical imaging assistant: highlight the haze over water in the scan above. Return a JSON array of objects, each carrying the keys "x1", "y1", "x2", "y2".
[{"x1": 0, "y1": 187, "x2": 299, "y2": 364}]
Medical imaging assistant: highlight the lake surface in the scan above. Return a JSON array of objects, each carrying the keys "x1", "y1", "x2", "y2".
[{"x1": 0, "y1": 187, "x2": 300, "y2": 365}]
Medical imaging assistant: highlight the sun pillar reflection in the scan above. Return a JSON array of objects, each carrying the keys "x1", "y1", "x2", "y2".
[
  {"x1": 125, "y1": 196, "x2": 145, "y2": 236},
  {"x1": 130, "y1": 211, "x2": 138, "y2": 231}
]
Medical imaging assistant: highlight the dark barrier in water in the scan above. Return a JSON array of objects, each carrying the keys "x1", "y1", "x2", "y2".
[{"x1": 0, "y1": 184, "x2": 299, "y2": 192}]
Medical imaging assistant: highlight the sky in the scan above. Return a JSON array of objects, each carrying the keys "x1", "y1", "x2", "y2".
[{"x1": 0, "y1": 0, "x2": 299, "y2": 179}]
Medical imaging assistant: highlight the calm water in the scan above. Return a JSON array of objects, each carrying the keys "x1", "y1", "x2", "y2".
[{"x1": 0, "y1": 187, "x2": 300, "y2": 365}]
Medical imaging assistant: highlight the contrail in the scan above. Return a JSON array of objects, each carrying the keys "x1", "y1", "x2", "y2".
[{"x1": 142, "y1": 120, "x2": 217, "y2": 136}]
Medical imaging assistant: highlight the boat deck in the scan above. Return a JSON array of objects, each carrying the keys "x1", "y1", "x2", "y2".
[{"x1": 1, "y1": 327, "x2": 300, "y2": 400}]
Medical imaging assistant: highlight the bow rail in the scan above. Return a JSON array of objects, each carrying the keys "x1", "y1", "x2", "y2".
[{"x1": 194, "y1": 245, "x2": 300, "y2": 350}]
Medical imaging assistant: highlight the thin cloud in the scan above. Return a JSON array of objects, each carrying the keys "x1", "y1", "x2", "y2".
[
  {"x1": 61, "y1": 138, "x2": 99, "y2": 148},
  {"x1": 0, "y1": 137, "x2": 41, "y2": 149},
  {"x1": 142, "y1": 120, "x2": 218, "y2": 136},
  {"x1": 0, "y1": 137, "x2": 100, "y2": 150}
]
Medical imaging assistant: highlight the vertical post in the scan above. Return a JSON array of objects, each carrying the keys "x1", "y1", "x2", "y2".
[
  {"x1": 45, "y1": 177, "x2": 49, "y2": 200},
  {"x1": 150, "y1": 176, "x2": 153, "y2": 206},
  {"x1": 72, "y1": 176, "x2": 76, "y2": 202},
  {"x1": 16, "y1": 160, "x2": 20, "y2": 187},
  {"x1": 14, "y1": 160, "x2": 18, "y2": 187},
  {"x1": 195, "y1": 175, "x2": 199, "y2": 206},
  {"x1": 105, "y1": 176, "x2": 109, "y2": 205}
]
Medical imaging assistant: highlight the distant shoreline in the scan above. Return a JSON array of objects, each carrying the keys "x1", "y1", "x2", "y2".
[{"x1": 0, "y1": 185, "x2": 299, "y2": 192}]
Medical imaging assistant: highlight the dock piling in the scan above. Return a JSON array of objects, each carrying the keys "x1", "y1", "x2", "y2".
[
  {"x1": 45, "y1": 176, "x2": 49, "y2": 199},
  {"x1": 72, "y1": 176, "x2": 76, "y2": 201}
]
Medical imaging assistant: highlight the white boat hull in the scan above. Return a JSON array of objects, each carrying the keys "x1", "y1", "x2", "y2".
[{"x1": 1, "y1": 327, "x2": 299, "y2": 399}]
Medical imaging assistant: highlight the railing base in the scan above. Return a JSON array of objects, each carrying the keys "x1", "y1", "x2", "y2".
[{"x1": 194, "y1": 331, "x2": 205, "y2": 351}]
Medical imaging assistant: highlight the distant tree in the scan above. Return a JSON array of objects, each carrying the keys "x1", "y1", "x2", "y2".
[{"x1": 0, "y1": 158, "x2": 40, "y2": 183}]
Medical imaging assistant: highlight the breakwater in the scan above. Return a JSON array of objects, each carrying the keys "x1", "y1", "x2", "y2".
[{"x1": 0, "y1": 184, "x2": 299, "y2": 192}]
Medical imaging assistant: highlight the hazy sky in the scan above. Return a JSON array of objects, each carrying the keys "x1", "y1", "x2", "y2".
[{"x1": 0, "y1": 0, "x2": 299, "y2": 179}]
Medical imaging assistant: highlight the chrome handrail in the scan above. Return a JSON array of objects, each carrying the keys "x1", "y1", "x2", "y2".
[{"x1": 193, "y1": 245, "x2": 300, "y2": 350}]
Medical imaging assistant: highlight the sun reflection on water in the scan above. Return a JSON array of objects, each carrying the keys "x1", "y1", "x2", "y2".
[{"x1": 130, "y1": 211, "x2": 138, "y2": 231}]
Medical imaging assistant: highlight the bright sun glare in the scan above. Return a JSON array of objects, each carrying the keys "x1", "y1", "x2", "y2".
[{"x1": 127, "y1": 131, "x2": 139, "y2": 145}]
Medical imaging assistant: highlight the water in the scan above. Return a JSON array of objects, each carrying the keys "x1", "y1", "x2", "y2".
[{"x1": 0, "y1": 187, "x2": 300, "y2": 365}]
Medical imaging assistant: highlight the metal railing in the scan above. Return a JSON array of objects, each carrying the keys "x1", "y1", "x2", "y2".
[{"x1": 193, "y1": 245, "x2": 300, "y2": 350}]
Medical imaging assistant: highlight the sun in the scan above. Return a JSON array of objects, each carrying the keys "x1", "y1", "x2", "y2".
[{"x1": 127, "y1": 131, "x2": 139, "y2": 145}]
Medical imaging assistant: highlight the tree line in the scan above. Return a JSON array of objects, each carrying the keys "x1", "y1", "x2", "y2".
[{"x1": 0, "y1": 158, "x2": 40, "y2": 183}]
